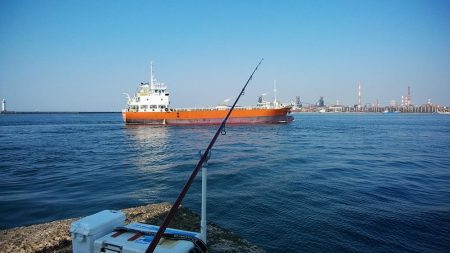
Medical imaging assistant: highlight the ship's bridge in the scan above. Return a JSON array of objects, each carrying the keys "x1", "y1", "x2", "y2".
[{"x1": 124, "y1": 63, "x2": 170, "y2": 112}]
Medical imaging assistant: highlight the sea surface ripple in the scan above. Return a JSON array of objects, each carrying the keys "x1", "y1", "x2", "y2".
[{"x1": 0, "y1": 113, "x2": 449, "y2": 252}]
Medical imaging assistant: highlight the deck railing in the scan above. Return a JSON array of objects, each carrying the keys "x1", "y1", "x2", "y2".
[{"x1": 123, "y1": 105, "x2": 291, "y2": 113}]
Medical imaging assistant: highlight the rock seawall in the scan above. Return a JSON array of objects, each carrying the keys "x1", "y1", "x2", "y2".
[{"x1": 0, "y1": 203, "x2": 265, "y2": 253}]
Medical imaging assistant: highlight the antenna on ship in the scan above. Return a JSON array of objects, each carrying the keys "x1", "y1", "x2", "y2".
[
  {"x1": 274, "y1": 80, "x2": 277, "y2": 103},
  {"x1": 145, "y1": 58, "x2": 264, "y2": 253},
  {"x1": 150, "y1": 61, "x2": 154, "y2": 88}
]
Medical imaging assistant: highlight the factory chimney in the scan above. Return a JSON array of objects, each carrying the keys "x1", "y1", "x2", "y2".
[
  {"x1": 357, "y1": 82, "x2": 362, "y2": 110},
  {"x1": 407, "y1": 86, "x2": 411, "y2": 106}
]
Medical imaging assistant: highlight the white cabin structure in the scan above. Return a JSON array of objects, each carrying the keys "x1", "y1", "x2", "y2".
[{"x1": 124, "y1": 62, "x2": 170, "y2": 113}]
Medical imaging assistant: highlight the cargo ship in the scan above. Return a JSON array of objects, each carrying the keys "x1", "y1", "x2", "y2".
[{"x1": 122, "y1": 63, "x2": 293, "y2": 125}]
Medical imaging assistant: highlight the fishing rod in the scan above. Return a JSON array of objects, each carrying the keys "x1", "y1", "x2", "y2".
[{"x1": 145, "y1": 59, "x2": 264, "y2": 253}]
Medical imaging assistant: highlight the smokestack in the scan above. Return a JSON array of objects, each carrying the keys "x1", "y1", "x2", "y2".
[
  {"x1": 407, "y1": 86, "x2": 411, "y2": 106},
  {"x1": 357, "y1": 82, "x2": 362, "y2": 109}
]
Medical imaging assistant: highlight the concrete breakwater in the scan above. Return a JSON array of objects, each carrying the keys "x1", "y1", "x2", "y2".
[{"x1": 0, "y1": 203, "x2": 265, "y2": 253}]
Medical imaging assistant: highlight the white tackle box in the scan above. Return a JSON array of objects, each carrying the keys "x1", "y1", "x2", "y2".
[{"x1": 70, "y1": 210, "x2": 125, "y2": 253}]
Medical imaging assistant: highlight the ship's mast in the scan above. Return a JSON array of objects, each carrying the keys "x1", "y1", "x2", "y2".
[
  {"x1": 274, "y1": 80, "x2": 277, "y2": 103},
  {"x1": 150, "y1": 61, "x2": 154, "y2": 88}
]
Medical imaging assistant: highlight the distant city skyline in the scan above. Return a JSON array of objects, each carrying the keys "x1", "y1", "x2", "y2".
[{"x1": 1, "y1": 0, "x2": 449, "y2": 111}]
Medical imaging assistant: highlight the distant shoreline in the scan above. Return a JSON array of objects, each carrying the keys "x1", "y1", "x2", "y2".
[{"x1": 1, "y1": 111, "x2": 448, "y2": 115}]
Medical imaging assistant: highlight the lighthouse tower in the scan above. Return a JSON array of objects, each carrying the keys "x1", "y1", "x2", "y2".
[{"x1": 1, "y1": 99, "x2": 5, "y2": 113}]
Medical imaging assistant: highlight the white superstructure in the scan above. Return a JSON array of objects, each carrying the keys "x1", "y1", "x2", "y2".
[
  {"x1": 124, "y1": 62, "x2": 170, "y2": 113},
  {"x1": 255, "y1": 80, "x2": 285, "y2": 109}
]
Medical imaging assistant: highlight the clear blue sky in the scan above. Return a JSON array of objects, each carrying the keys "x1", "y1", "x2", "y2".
[{"x1": 1, "y1": 0, "x2": 449, "y2": 111}]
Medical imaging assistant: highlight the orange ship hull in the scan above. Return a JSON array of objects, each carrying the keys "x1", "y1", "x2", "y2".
[{"x1": 122, "y1": 107, "x2": 293, "y2": 125}]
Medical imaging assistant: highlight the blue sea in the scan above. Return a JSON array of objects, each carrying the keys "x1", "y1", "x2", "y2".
[{"x1": 1, "y1": 113, "x2": 449, "y2": 252}]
